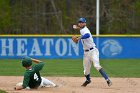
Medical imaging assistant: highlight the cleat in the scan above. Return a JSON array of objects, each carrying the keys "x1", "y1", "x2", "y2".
[
  {"x1": 81, "y1": 80, "x2": 91, "y2": 87},
  {"x1": 107, "y1": 80, "x2": 112, "y2": 87}
]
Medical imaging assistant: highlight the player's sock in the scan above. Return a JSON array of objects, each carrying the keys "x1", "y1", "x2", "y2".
[
  {"x1": 85, "y1": 74, "x2": 90, "y2": 81},
  {"x1": 99, "y1": 69, "x2": 109, "y2": 81}
]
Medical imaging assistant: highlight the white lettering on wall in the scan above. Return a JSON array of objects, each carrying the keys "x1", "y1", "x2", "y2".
[
  {"x1": 1, "y1": 39, "x2": 14, "y2": 56},
  {"x1": 43, "y1": 38, "x2": 53, "y2": 56},
  {"x1": 17, "y1": 38, "x2": 27, "y2": 56},
  {"x1": 55, "y1": 38, "x2": 67, "y2": 56},
  {"x1": 29, "y1": 39, "x2": 42, "y2": 56},
  {"x1": 0, "y1": 37, "x2": 80, "y2": 58}
]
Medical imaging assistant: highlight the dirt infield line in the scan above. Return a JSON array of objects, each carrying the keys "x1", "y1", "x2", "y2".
[{"x1": 0, "y1": 76, "x2": 139, "y2": 93}]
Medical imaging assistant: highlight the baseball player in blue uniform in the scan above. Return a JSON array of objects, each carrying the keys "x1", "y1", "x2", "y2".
[{"x1": 73, "y1": 17, "x2": 112, "y2": 87}]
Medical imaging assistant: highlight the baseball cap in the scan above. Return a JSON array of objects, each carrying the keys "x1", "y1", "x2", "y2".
[
  {"x1": 21, "y1": 56, "x2": 32, "y2": 67},
  {"x1": 78, "y1": 17, "x2": 86, "y2": 23}
]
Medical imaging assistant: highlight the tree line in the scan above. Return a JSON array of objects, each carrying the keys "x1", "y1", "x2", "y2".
[{"x1": 0, "y1": 0, "x2": 139, "y2": 34}]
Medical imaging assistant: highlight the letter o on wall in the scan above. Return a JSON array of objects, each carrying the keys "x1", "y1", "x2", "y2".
[{"x1": 55, "y1": 39, "x2": 67, "y2": 56}]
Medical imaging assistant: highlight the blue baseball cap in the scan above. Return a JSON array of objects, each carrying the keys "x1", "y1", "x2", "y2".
[{"x1": 78, "y1": 17, "x2": 86, "y2": 23}]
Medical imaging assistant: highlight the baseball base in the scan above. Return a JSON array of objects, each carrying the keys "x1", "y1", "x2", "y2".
[{"x1": 16, "y1": 82, "x2": 23, "y2": 87}]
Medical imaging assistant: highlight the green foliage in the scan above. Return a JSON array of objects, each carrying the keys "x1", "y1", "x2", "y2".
[
  {"x1": 0, "y1": 0, "x2": 140, "y2": 34},
  {"x1": 0, "y1": 59, "x2": 140, "y2": 77},
  {"x1": 0, "y1": 0, "x2": 12, "y2": 33}
]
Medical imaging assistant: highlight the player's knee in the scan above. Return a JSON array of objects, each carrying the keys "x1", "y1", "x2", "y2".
[
  {"x1": 95, "y1": 67, "x2": 102, "y2": 71},
  {"x1": 94, "y1": 63, "x2": 102, "y2": 71},
  {"x1": 94, "y1": 65, "x2": 102, "y2": 71}
]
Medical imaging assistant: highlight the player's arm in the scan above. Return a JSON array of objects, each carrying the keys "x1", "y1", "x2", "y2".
[
  {"x1": 31, "y1": 58, "x2": 45, "y2": 71},
  {"x1": 15, "y1": 73, "x2": 30, "y2": 90},
  {"x1": 31, "y1": 58, "x2": 42, "y2": 64},
  {"x1": 81, "y1": 33, "x2": 90, "y2": 39},
  {"x1": 76, "y1": 33, "x2": 90, "y2": 41},
  {"x1": 15, "y1": 86, "x2": 30, "y2": 90}
]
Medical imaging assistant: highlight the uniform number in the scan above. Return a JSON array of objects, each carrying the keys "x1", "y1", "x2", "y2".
[{"x1": 34, "y1": 73, "x2": 39, "y2": 81}]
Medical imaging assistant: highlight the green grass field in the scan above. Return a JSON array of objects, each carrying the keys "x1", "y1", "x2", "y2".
[
  {"x1": 0, "y1": 90, "x2": 7, "y2": 93},
  {"x1": 0, "y1": 59, "x2": 140, "y2": 77}
]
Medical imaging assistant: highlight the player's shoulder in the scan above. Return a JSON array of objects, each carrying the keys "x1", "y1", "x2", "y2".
[
  {"x1": 83, "y1": 28, "x2": 91, "y2": 34},
  {"x1": 83, "y1": 26, "x2": 90, "y2": 32},
  {"x1": 33, "y1": 62, "x2": 45, "y2": 71},
  {"x1": 35, "y1": 62, "x2": 44, "y2": 66}
]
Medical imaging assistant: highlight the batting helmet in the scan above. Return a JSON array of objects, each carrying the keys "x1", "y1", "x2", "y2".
[
  {"x1": 78, "y1": 17, "x2": 86, "y2": 23},
  {"x1": 21, "y1": 56, "x2": 32, "y2": 67}
]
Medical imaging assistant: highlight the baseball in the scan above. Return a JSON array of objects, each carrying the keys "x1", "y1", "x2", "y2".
[{"x1": 73, "y1": 25, "x2": 77, "y2": 29}]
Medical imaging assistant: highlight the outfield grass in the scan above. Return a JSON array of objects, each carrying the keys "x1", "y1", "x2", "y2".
[{"x1": 0, "y1": 59, "x2": 140, "y2": 77}]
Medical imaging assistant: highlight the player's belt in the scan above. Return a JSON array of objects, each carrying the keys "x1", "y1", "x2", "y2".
[{"x1": 85, "y1": 47, "x2": 94, "y2": 52}]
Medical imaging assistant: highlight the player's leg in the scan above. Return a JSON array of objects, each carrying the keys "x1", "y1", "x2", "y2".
[
  {"x1": 91, "y1": 48, "x2": 112, "y2": 86},
  {"x1": 81, "y1": 52, "x2": 92, "y2": 87},
  {"x1": 40, "y1": 77, "x2": 57, "y2": 88},
  {"x1": 98, "y1": 68, "x2": 112, "y2": 86}
]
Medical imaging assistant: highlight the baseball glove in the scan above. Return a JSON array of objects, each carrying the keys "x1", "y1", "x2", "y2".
[{"x1": 72, "y1": 36, "x2": 79, "y2": 43}]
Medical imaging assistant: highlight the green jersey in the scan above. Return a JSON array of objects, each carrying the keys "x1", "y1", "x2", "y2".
[{"x1": 22, "y1": 62, "x2": 44, "y2": 89}]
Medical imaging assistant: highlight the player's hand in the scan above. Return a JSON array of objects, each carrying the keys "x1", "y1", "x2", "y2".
[
  {"x1": 14, "y1": 86, "x2": 23, "y2": 90},
  {"x1": 73, "y1": 25, "x2": 80, "y2": 30}
]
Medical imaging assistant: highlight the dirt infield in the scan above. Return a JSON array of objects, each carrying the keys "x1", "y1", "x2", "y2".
[{"x1": 0, "y1": 76, "x2": 139, "y2": 93}]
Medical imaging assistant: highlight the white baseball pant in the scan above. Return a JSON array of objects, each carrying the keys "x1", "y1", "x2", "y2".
[
  {"x1": 83, "y1": 47, "x2": 102, "y2": 75},
  {"x1": 16, "y1": 77, "x2": 56, "y2": 89}
]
